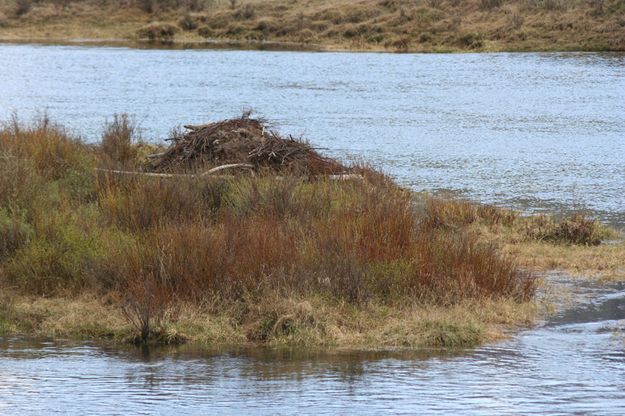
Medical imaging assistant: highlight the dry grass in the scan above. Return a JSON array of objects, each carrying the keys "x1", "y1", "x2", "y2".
[
  {"x1": 415, "y1": 197, "x2": 625, "y2": 281},
  {"x1": 505, "y1": 240, "x2": 625, "y2": 281},
  {"x1": 0, "y1": 293, "x2": 129, "y2": 339},
  {"x1": 0, "y1": 291, "x2": 536, "y2": 348},
  {"x1": 0, "y1": 0, "x2": 624, "y2": 51}
]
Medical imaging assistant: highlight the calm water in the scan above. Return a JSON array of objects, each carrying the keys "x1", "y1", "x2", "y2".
[
  {"x1": 1, "y1": 276, "x2": 624, "y2": 415},
  {"x1": 1, "y1": 44, "x2": 624, "y2": 224}
]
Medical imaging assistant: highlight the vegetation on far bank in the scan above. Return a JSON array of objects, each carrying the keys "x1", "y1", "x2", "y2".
[
  {"x1": 1, "y1": 0, "x2": 624, "y2": 52},
  {"x1": 0, "y1": 114, "x2": 621, "y2": 349}
]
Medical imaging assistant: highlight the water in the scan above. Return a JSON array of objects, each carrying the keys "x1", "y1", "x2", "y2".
[
  {"x1": 1, "y1": 44, "x2": 624, "y2": 224},
  {"x1": 1, "y1": 44, "x2": 625, "y2": 413},
  {"x1": 1, "y1": 276, "x2": 624, "y2": 414}
]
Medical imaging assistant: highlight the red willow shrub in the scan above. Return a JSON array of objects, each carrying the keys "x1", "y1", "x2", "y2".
[{"x1": 103, "y1": 175, "x2": 534, "y2": 306}]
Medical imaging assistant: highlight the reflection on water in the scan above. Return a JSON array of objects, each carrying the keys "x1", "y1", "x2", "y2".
[
  {"x1": 1, "y1": 277, "x2": 624, "y2": 415},
  {"x1": 1, "y1": 45, "x2": 625, "y2": 225}
]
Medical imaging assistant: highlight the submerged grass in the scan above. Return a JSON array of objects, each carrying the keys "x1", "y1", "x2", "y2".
[{"x1": 3, "y1": 114, "x2": 616, "y2": 347}]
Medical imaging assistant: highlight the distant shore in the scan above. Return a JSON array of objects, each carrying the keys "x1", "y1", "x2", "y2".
[
  {"x1": 2, "y1": 37, "x2": 624, "y2": 54},
  {"x1": 1, "y1": 0, "x2": 624, "y2": 53}
]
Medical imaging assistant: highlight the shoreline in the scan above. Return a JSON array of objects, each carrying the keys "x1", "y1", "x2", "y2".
[
  {"x1": 0, "y1": 292, "x2": 538, "y2": 350},
  {"x1": 2, "y1": 36, "x2": 625, "y2": 54},
  {"x1": 0, "y1": 264, "x2": 618, "y2": 351},
  {"x1": 2, "y1": 0, "x2": 624, "y2": 54}
]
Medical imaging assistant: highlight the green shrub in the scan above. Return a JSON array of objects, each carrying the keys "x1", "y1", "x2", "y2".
[
  {"x1": 0, "y1": 12, "x2": 9, "y2": 27},
  {"x1": 178, "y1": 14, "x2": 198, "y2": 31},
  {"x1": 418, "y1": 32, "x2": 433, "y2": 43},
  {"x1": 4, "y1": 213, "x2": 104, "y2": 295},
  {"x1": 255, "y1": 19, "x2": 276, "y2": 35},
  {"x1": 234, "y1": 3, "x2": 255, "y2": 20},
  {"x1": 197, "y1": 25, "x2": 213, "y2": 38},
  {"x1": 480, "y1": 0, "x2": 504, "y2": 9},
  {"x1": 0, "y1": 150, "x2": 43, "y2": 213},
  {"x1": 14, "y1": 0, "x2": 31, "y2": 17},
  {"x1": 533, "y1": 0, "x2": 566, "y2": 11},
  {"x1": 367, "y1": 33, "x2": 385, "y2": 43}
]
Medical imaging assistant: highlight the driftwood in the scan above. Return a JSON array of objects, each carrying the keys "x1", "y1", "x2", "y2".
[
  {"x1": 95, "y1": 163, "x2": 255, "y2": 178},
  {"x1": 94, "y1": 166, "x2": 362, "y2": 181}
]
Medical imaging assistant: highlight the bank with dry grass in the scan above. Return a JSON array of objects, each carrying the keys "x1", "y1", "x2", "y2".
[{"x1": 1, "y1": 0, "x2": 624, "y2": 52}]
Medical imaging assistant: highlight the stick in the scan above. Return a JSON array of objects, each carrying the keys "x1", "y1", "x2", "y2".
[
  {"x1": 95, "y1": 168, "x2": 188, "y2": 178},
  {"x1": 95, "y1": 163, "x2": 256, "y2": 178},
  {"x1": 95, "y1": 167, "x2": 363, "y2": 180}
]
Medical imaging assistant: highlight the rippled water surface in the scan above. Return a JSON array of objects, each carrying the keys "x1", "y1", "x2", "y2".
[
  {"x1": 1, "y1": 277, "x2": 624, "y2": 415},
  {"x1": 1, "y1": 44, "x2": 624, "y2": 223}
]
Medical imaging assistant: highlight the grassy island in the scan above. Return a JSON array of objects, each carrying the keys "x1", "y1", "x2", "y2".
[
  {"x1": 0, "y1": 0, "x2": 624, "y2": 52},
  {"x1": 0, "y1": 114, "x2": 622, "y2": 349}
]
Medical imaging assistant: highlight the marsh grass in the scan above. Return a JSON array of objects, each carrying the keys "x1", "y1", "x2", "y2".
[
  {"x1": 524, "y1": 213, "x2": 609, "y2": 246},
  {"x1": 0, "y1": 115, "x2": 541, "y2": 345}
]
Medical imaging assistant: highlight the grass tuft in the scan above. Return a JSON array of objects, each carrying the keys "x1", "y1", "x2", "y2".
[{"x1": 525, "y1": 213, "x2": 607, "y2": 246}]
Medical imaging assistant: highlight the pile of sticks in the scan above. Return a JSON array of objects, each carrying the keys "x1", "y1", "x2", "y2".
[{"x1": 149, "y1": 116, "x2": 346, "y2": 175}]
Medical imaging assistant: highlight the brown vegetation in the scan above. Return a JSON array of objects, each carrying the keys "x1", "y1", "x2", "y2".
[
  {"x1": 136, "y1": 21, "x2": 179, "y2": 40},
  {"x1": 0, "y1": 114, "x2": 541, "y2": 346},
  {"x1": 424, "y1": 198, "x2": 624, "y2": 280},
  {"x1": 1, "y1": 113, "x2": 621, "y2": 347},
  {"x1": 0, "y1": 0, "x2": 624, "y2": 51}
]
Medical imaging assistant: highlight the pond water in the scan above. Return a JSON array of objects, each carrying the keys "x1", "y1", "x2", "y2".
[
  {"x1": 1, "y1": 276, "x2": 624, "y2": 415},
  {"x1": 1, "y1": 44, "x2": 624, "y2": 224}
]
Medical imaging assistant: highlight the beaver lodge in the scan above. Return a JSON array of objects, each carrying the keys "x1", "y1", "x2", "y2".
[{"x1": 143, "y1": 114, "x2": 349, "y2": 177}]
